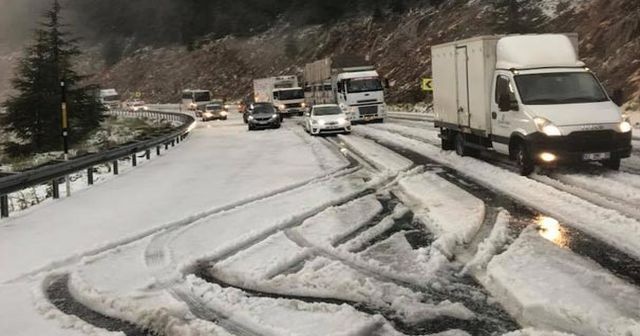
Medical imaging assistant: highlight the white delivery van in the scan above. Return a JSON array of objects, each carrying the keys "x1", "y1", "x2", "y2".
[{"x1": 432, "y1": 34, "x2": 633, "y2": 175}]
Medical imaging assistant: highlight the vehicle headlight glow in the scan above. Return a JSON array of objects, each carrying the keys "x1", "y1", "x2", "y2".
[
  {"x1": 301, "y1": 102, "x2": 307, "y2": 108},
  {"x1": 272, "y1": 113, "x2": 279, "y2": 119},
  {"x1": 143, "y1": 106, "x2": 149, "y2": 110},
  {"x1": 539, "y1": 152, "x2": 557, "y2": 162},
  {"x1": 619, "y1": 121, "x2": 632, "y2": 133},
  {"x1": 204, "y1": 112, "x2": 213, "y2": 118},
  {"x1": 534, "y1": 117, "x2": 562, "y2": 137},
  {"x1": 220, "y1": 111, "x2": 228, "y2": 116},
  {"x1": 279, "y1": 104, "x2": 286, "y2": 110},
  {"x1": 248, "y1": 115, "x2": 254, "y2": 121}
]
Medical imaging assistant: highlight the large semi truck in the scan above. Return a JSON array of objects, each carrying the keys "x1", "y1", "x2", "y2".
[
  {"x1": 253, "y1": 76, "x2": 306, "y2": 117},
  {"x1": 98, "y1": 89, "x2": 121, "y2": 110},
  {"x1": 432, "y1": 34, "x2": 632, "y2": 175},
  {"x1": 304, "y1": 56, "x2": 387, "y2": 123}
]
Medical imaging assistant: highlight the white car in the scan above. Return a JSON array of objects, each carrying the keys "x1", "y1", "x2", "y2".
[
  {"x1": 304, "y1": 104, "x2": 351, "y2": 135},
  {"x1": 125, "y1": 100, "x2": 148, "y2": 112}
]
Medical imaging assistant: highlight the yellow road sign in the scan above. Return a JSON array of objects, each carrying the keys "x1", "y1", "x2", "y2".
[{"x1": 421, "y1": 78, "x2": 433, "y2": 92}]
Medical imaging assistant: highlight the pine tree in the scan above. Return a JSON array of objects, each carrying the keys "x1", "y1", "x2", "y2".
[{"x1": 1, "y1": 0, "x2": 104, "y2": 155}]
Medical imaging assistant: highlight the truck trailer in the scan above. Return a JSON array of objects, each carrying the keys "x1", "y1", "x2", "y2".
[
  {"x1": 253, "y1": 76, "x2": 306, "y2": 117},
  {"x1": 432, "y1": 34, "x2": 632, "y2": 175},
  {"x1": 304, "y1": 56, "x2": 387, "y2": 123}
]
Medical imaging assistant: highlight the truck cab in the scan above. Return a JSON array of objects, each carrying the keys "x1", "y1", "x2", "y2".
[
  {"x1": 273, "y1": 87, "x2": 306, "y2": 116},
  {"x1": 433, "y1": 34, "x2": 632, "y2": 175},
  {"x1": 336, "y1": 71, "x2": 386, "y2": 123}
]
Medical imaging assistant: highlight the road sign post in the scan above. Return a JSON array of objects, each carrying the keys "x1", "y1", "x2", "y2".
[{"x1": 421, "y1": 78, "x2": 434, "y2": 92}]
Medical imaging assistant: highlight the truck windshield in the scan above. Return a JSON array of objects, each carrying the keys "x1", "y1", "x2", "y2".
[
  {"x1": 194, "y1": 92, "x2": 211, "y2": 102},
  {"x1": 103, "y1": 95, "x2": 120, "y2": 102},
  {"x1": 514, "y1": 72, "x2": 609, "y2": 105},
  {"x1": 346, "y1": 78, "x2": 383, "y2": 93},
  {"x1": 276, "y1": 89, "x2": 304, "y2": 100},
  {"x1": 313, "y1": 106, "x2": 342, "y2": 116}
]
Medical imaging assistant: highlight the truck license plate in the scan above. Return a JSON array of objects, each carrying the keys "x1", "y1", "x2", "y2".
[{"x1": 583, "y1": 152, "x2": 610, "y2": 161}]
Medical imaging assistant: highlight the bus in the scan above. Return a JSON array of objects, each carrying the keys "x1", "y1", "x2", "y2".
[{"x1": 182, "y1": 89, "x2": 212, "y2": 111}]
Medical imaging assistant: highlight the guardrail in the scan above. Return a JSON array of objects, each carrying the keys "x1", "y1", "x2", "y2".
[{"x1": 0, "y1": 109, "x2": 195, "y2": 218}]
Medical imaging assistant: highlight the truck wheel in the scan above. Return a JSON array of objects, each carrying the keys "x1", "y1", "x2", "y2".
[
  {"x1": 441, "y1": 134, "x2": 455, "y2": 151},
  {"x1": 455, "y1": 133, "x2": 470, "y2": 157},
  {"x1": 515, "y1": 143, "x2": 535, "y2": 176},
  {"x1": 602, "y1": 157, "x2": 621, "y2": 171}
]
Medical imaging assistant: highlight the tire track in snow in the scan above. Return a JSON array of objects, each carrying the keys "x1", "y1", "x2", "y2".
[
  {"x1": 359, "y1": 127, "x2": 640, "y2": 287},
  {"x1": 46, "y1": 274, "x2": 154, "y2": 336}
]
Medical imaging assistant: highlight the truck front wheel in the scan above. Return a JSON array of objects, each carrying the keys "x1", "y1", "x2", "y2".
[
  {"x1": 515, "y1": 143, "x2": 535, "y2": 176},
  {"x1": 602, "y1": 157, "x2": 621, "y2": 171}
]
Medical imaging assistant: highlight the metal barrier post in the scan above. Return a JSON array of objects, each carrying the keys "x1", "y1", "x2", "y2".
[
  {"x1": 165, "y1": 143, "x2": 169, "y2": 150},
  {"x1": 172, "y1": 140, "x2": 175, "y2": 147},
  {"x1": 1, "y1": 195, "x2": 9, "y2": 218},
  {"x1": 52, "y1": 180, "x2": 60, "y2": 199},
  {"x1": 132, "y1": 153, "x2": 137, "y2": 167},
  {"x1": 145, "y1": 150, "x2": 151, "y2": 160},
  {"x1": 87, "y1": 167, "x2": 94, "y2": 185},
  {"x1": 176, "y1": 136, "x2": 180, "y2": 144},
  {"x1": 156, "y1": 146, "x2": 161, "y2": 156},
  {"x1": 113, "y1": 160, "x2": 119, "y2": 175}
]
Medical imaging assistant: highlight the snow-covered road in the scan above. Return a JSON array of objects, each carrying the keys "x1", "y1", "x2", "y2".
[{"x1": 2, "y1": 111, "x2": 640, "y2": 336}]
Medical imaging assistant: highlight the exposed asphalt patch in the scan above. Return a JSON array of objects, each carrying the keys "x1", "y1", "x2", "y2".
[{"x1": 46, "y1": 274, "x2": 156, "y2": 336}]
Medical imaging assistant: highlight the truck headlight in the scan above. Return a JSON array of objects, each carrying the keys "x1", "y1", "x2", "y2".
[
  {"x1": 534, "y1": 117, "x2": 562, "y2": 137},
  {"x1": 301, "y1": 102, "x2": 307, "y2": 108},
  {"x1": 619, "y1": 121, "x2": 632, "y2": 133},
  {"x1": 279, "y1": 104, "x2": 286, "y2": 110}
]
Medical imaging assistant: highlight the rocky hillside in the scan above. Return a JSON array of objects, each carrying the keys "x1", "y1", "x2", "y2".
[{"x1": 3, "y1": 0, "x2": 640, "y2": 105}]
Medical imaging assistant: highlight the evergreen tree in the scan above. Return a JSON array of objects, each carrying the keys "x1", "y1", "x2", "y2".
[{"x1": 1, "y1": 0, "x2": 104, "y2": 155}]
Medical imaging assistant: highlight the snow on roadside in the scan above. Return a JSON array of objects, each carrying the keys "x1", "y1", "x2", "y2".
[
  {"x1": 184, "y1": 275, "x2": 387, "y2": 336},
  {"x1": 550, "y1": 172, "x2": 640, "y2": 205},
  {"x1": 486, "y1": 228, "x2": 640, "y2": 335},
  {"x1": 357, "y1": 127, "x2": 640, "y2": 260},
  {"x1": 370, "y1": 123, "x2": 440, "y2": 144},
  {"x1": 398, "y1": 171, "x2": 485, "y2": 257},
  {"x1": 338, "y1": 134, "x2": 413, "y2": 173}
]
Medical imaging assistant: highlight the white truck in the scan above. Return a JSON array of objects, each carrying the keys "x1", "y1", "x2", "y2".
[
  {"x1": 99, "y1": 89, "x2": 121, "y2": 110},
  {"x1": 304, "y1": 56, "x2": 387, "y2": 123},
  {"x1": 253, "y1": 76, "x2": 306, "y2": 117},
  {"x1": 181, "y1": 89, "x2": 212, "y2": 111},
  {"x1": 432, "y1": 34, "x2": 633, "y2": 175}
]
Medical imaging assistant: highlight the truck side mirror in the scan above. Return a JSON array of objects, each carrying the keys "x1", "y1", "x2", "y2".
[
  {"x1": 384, "y1": 78, "x2": 390, "y2": 89},
  {"x1": 612, "y1": 89, "x2": 624, "y2": 107}
]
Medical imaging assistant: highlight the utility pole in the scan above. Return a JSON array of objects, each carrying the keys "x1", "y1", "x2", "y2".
[{"x1": 53, "y1": 0, "x2": 71, "y2": 196}]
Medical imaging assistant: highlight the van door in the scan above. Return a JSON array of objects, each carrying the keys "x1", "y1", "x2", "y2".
[
  {"x1": 491, "y1": 74, "x2": 518, "y2": 155},
  {"x1": 456, "y1": 46, "x2": 470, "y2": 127}
]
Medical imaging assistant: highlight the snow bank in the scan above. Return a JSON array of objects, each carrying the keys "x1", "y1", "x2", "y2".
[
  {"x1": 211, "y1": 232, "x2": 311, "y2": 284},
  {"x1": 461, "y1": 210, "x2": 511, "y2": 276},
  {"x1": 293, "y1": 195, "x2": 383, "y2": 247},
  {"x1": 338, "y1": 134, "x2": 413, "y2": 173},
  {"x1": 358, "y1": 127, "x2": 640, "y2": 260},
  {"x1": 486, "y1": 228, "x2": 640, "y2": 335},
  {"x1": 398, "y1": 171, "x2": 485, "y2": 256},
  {"x1": 503, "y1": 329, "x2": 576, "y2": 336},
  {"x1": 184, "y1": 275, "x2": 387, "y2": 336}
]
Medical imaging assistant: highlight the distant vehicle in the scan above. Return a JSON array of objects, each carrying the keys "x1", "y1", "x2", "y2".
[
  {"x1": 202, "y1": 103, "x2": 228, "y2": 121},
  {"x1": 98, "y1": 89, "x2": 121, "y2": 110},
  {"x1": 182, "y1": 89, "x2": 212, "y2": 111},
  {"x1": 124, "y1": 100, "x2": 148, "y2": 112},
  {"x1": 304, "y1": 55, "x2": 387, "y2": 123},
  {"x1": 432, "y1": 34, "x2": 632, "y2": 175},
  {"x1": 304, "y1": 104, "x2": 351, "y2": 135},
  {"x1": 254, "y1": 76, "x2": 307, "y2": 117},
  {"x1": 246, "y1": 103, "x2": 281, "y2": 131}
]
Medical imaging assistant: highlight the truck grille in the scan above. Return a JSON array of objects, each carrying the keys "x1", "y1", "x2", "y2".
[
  {"x1": 285, "y1": 103, "x2": 302, "y2": 108},
  {"x1": 567, "y1": 130, "x2": 618, "y2": 152},
  {"x1": 359, "y1": 106, "x2": 378, "y2": 116}
]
